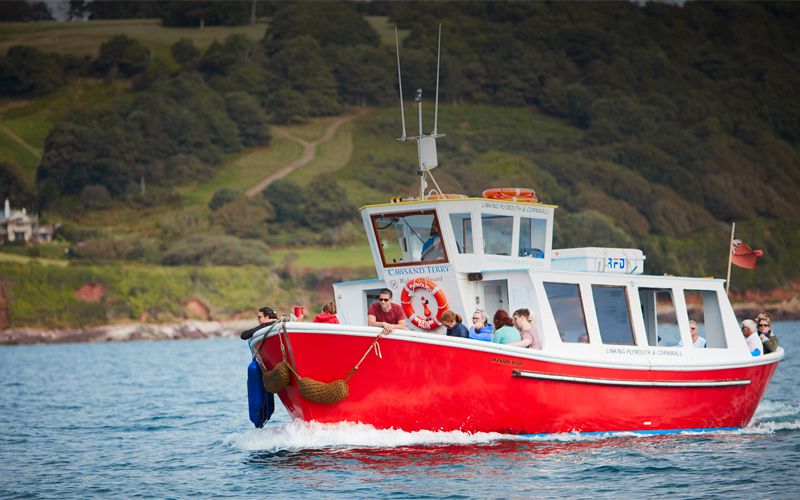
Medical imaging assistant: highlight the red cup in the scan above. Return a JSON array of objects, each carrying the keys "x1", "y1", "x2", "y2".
[{"x1": 293, "y1": 305, "x2": 304, "y2": 319}]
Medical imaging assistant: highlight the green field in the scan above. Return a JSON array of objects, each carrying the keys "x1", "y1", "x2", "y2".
[
  {"x1": 271, "y1": 245, "x2": 373, "y2": 270},
  {"x1": 0, "y1": 19, "x2": 269, "y2": 59}
]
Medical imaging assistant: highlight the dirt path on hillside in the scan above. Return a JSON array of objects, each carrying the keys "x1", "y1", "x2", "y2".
[
  {"x1": 245, "y1": 108, "x2": 365, "y2": 198},
  {"x1": 0, "y1": 101, "x2": 42, "y2": 159}
]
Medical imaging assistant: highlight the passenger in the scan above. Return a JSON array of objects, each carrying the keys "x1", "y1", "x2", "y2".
[
  {"x1": 468, "y1": 309, "x2": 493, "y2": 341},
  {"x1": 756, "y1": 311, "x2": 779, "y2": 354},
  {"x1": 240, "y1": 306, "x2": 278, "y2": 340},
  {"x1": 312, "y1": 301, "x2": 339, "y2": 324},
  {"x1": 741, "y1": 319, "x2": 763, "y2": 356},
  {"x1": 491, "y1": 309, "x2": 522, "y2": 345},
  {"x1": 509, "y1": 308, "x2": 543, "y2": 349},
  {"x1": 368, "y1": 288, "x2": 407, "y2": 334},
  {"x1": 441, "y1": 310, "x2": 469, "y2": 338},
  {"x1": 689, "y1": 320, "x2": 707, "y2": 348},
  {"x1": 577, "y1": 332, "x2": 590, "y2": 343}
]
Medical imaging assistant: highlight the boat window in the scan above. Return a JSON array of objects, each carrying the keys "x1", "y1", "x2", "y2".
[
  {"x1": 482, "y1": 214, "x2": 513, "y2": 256},
  {"x1": 518, "y1": 217, "x2": 546, "y2": 258},
  {"x1": 544, "y1": 282, "x2": 589, "y2": 343},
  {"x1": 592, "y1": 285, "x2": 636, "y2": 346},
  {"x1": 639, "y1": 288, "x2": 680, "y2": 347},
  {"x1": 684, "y1": 290, "x2": 727, "y2": 348},
  {"x1": 449, "y1": 213, "x2": 473, "y2": 254},
  {"x1": 371, "y1": 211, "x2": 448, "y2": 267}
]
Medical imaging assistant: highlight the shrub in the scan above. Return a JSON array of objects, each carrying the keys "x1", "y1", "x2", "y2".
[{"x1": 161, "y1": 234, "x2": 271, "y2": 266}]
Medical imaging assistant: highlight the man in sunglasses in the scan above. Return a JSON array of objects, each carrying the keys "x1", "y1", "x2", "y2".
[{"x1": 368, "y1": 289, "x2": 407, "y2": 334}]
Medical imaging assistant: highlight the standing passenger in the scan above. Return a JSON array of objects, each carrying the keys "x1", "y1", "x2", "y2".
[
  {"x1": 491, "y1": 309, "x2": 522, "y2": 344},
  {"x1": 741, "y1": 319, "x2": 763, "y2": 356},
  {"x1": 368, "y1": 289, "x2": 407, "y2": 334},
  {"x1": 468, "y1": 309, "x2": 493, "y2": 341},
  {"x1": 755, "y1": 312, "x2": 779, "y2": 354},
  {"x1": 441, "y1": 310, "x2": 469, "y2": 338},
  {"x1": 510, "y1": 308, "x2": 543, "y2": 349}
]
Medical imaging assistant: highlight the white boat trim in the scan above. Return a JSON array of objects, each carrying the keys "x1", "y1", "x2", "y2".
[
  {"x1": 511, "y1": 370, "x2": 752, "y2": 387},
  {"x1": 261, "y1": 323, "x2": 784, "y2": 373}
]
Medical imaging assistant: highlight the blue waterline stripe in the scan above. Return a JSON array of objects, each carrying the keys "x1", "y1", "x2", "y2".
[{"x1": 519, "y1": 427, "x2": 742, "y2": 438}]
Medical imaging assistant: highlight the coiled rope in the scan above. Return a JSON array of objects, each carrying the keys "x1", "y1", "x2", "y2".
[{"x1": 251, "y1": 319, "x2": 387, "y2": 405}]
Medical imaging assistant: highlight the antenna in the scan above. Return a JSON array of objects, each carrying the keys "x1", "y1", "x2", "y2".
[
  {"x1": 394, "y1": 26, "x2": 407, "y2": 141},
  {"x1": 433, "y1": 23, "x2": 441, "y2": 136},
  {"x1": 391, "y1": 25, "x2": 446, "y2": 201}
]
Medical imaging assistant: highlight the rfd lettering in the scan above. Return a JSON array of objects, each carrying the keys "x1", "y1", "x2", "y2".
[{"x1": 607, "y1": 258, "x2": 626, "y2": 270}]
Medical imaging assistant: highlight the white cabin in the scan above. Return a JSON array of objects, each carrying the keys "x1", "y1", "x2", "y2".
[{"x1": 333, "y1": 196, "x2": 757, "y2": 365}]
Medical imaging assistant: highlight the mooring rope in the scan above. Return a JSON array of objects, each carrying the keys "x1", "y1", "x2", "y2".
[{"x1": 252, "y1": 318, "x2": 389, "y2": 404}]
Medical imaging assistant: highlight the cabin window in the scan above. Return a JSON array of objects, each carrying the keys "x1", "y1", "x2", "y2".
[
  {"x1": 450, "y1": 213, "x2": 474, "y2": 254},
  {"x1": 371, "y1": 211, "x2": 448, "y2": 267},
  {"x1": 684, "y1": 290, "x2": 727, "y2": 348},
  {"x1": 482, "y1": 214, "x2": 513, "y2": 256},
  {"x1": 639, "y1": 288, "x2": 680, "y2": 347},
  {"x1": 544, "y1": 282, "x2": 589, "y2": 343},
  {"x1": 592, "y1": 285, "x2": 636, "y2": 346},
  {"x1": 518, "y1": 217, "x2": 546, "y2": 258}
]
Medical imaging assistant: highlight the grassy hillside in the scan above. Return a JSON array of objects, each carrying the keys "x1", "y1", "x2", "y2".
[{"x1": 0, "y1": 19, "x2": 268, "y2": 59}]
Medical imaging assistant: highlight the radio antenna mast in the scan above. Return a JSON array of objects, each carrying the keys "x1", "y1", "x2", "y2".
[
  {"x1": 394, "y1": 26, "x2": 407, "y2": 141},
  {"x1": 393, "y1": 24, "x2": 446, "y2": 200}
]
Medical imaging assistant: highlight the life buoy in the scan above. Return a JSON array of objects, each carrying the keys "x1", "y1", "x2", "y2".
[
  {"x1": 400, "y1": 277, "x2": 449, "y2": 330},
  {"x1": 482, "y1": 187, "x2": 538, "y2": 203}
]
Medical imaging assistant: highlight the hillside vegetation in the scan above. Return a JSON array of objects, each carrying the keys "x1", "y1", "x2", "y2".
[{"x1": 1, "y1": 2, "x2": 800, "y2": 327}]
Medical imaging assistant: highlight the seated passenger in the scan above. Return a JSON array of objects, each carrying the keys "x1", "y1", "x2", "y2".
[
  {"x1": 741, "y1": 319, "x2": 763, "y2": 356},
  {"x1": 491, "y1": 309, "x2": 522, "y2": 345},
  {"x1": 509, "y1": 308, "x2": 543, "y2": 349},
  {"x1": 441, "y1": 310, "x2": 469, "y2": 338},
  {"x1": 468, "y1": 309, "x2": 493, "y2": 341},
  {"x1": 312, "y1": 300, "x2": 339, "y2": 324},
  {"x1": 756, "y1": 311, "x2": 779, "y2": 354},
  {"x1": 679, "y1": 320, "x2": 707, "y2": 348},
  {"x1": 577, "y1": 332, "x2": 589, "y2": 343}
]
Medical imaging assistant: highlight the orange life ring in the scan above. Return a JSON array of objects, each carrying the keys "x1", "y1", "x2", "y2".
[
  {"x1": 400, "y1": 277, "x2": 449, "y2": 330},
  {"x1": 482, "y1": 187, "x2": 538, "y2": 203}
]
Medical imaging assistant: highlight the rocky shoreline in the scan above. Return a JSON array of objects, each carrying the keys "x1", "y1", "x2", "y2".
[
  {"x1": 0, "y1": 319, "x2": 254, "y2": 345},
  {"x1": 1, "y1": 299, "x2": 798, "y2": 346}
]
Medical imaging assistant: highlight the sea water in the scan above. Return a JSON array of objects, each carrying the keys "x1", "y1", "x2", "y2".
[{"x1": 1, "y1": 322, "x2": 799, "y2": 499}]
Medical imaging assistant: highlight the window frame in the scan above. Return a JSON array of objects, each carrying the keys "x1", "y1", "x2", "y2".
[{"x1": 370, "y1": 210, "x2": 449, "y2": 268}]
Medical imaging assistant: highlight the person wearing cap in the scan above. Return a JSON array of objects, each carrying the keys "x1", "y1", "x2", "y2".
[
  {"x1": 741, "y1": 319, "x2": 763, "y2": 356},
  {"x1": 240, "y1": 306, "x2": 278, "y2": 340},
  {"x1": 755, "y1": 311, "x2": 779, "y2": 354}
]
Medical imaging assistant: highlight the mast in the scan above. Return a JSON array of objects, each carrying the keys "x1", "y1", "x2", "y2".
[{"x1": 394, "y1": 24, "x2": 445, "y2": 200}]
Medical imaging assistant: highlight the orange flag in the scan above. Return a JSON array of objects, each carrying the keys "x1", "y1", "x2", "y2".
[{"x1": 731, "y1": 239, "x2": 764, "y2": 270}]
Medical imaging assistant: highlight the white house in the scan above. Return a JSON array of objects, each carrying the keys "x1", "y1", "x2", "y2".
[{"x1": 0, "y1": 199, "x2": 57, "y2": 244}]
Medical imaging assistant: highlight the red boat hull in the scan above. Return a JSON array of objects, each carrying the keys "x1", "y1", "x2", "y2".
[{"x1": 259, "y1": 328, "x2": 780, "y2": 434}]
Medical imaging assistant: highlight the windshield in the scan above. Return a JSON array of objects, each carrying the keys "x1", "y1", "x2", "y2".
[{"x1": 371, "y1": 211, "x2": 448, "y2": 267}]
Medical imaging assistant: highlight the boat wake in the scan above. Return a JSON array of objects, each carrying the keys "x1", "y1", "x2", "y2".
[{"x1": 228, "y1": 399, "x2": 800, "y2": 452}]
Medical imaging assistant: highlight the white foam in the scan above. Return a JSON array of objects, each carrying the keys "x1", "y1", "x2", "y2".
[
  {"x1": 753, "y1": 399, "x2": 800, "y2": 420},
  {"x1": 228, "y1": 420, "x2": 513, "y2": 452}
]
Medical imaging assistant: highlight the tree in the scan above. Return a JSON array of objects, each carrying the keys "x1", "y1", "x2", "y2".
[
  {"x1": 302, "y1": 175, "x2": 354, "y2": 229},
  {"x1": 170, "y1": 39, "x2": 200, "y2": 68},
  {"x1": 264, "y1": 179, "x2": 306, "y2": 224},
  {"x1": 225, "y1": 91, "x2": 270, "y2": 146},
  {"x1": 0, "y1": 1, "x2": 52, "y2": 21},
  {"x1": 208, "y1": 188, "x2": 242, "y2": 212},
  {"x1": 161, "y1": 1, "x2": 249, "y2": 27},
  {"x1": 264, "y1": 2, "x2": 380, "y2": 55},
  {"x1": 94, "y1": 35, "x2": 150, "y2": 78},
  {"x1": 0, "y1": 46, "x2": 63, "y2": 96},
  {"x1": 0, "y1": 161, "x2": 34, "y2": 206}
]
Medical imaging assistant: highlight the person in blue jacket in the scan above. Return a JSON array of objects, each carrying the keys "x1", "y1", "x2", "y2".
[
  {"x1": 441, "y1": 310, "x2": 469, "y2": 338},
  {"x1": 468, "y1": 309, "x2": 493, "y2": 341}
]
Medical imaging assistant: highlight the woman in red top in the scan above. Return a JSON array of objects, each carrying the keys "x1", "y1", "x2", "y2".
[{"x1": 313, "y1": 300, "x2": 340, "y2": 324}]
